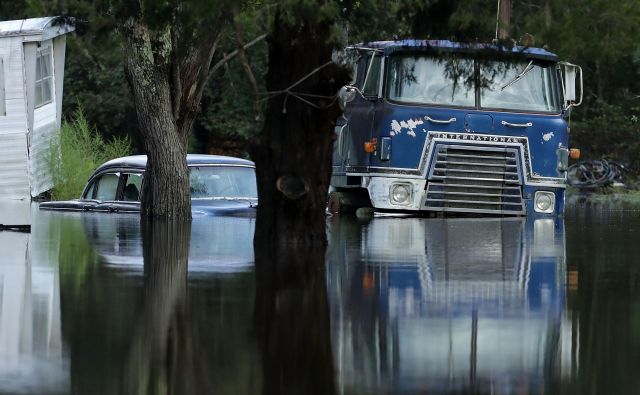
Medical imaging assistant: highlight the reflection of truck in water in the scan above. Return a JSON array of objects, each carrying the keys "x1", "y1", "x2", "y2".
[
  {"x1": 331, "y1": 40, "x2": 582, "y2": 216},
  {"x1": 327, "y1": 217, "x2": 573, "y2": 394}
]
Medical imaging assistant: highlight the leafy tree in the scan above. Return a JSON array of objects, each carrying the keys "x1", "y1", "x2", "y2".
[{"x1": 102, "y1": 0, "x2": 266, "y2": 219}]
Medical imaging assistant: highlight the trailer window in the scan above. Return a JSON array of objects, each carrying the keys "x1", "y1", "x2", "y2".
[
  {"x1": 480, "y1": 60, "x2": 561, "y2": 112},
  {"x1": 0, "y1": 58, "x2": 5, "y2": 116},
  {"x1": 388, "y1": 55, "x2": 475, "y2": 107},
  {"x1": 35, "y1": 47, "x2": 53, "y2": 108}
]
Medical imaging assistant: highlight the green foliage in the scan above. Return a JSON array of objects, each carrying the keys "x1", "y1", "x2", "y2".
[
  {"x1": 6, "y1": 0, "x2": 640, "y2": 173},
  {"x1": 571, "y1": 102, "x2": 640, "y2": 169},
  {"x1": 49, "y1": 109, "x2": 132, "y2": 200},
  {"x1": 343, "y1": 0, "x2": 424, "y2": 42},
  {"x1": 195, "y1": 41, "x2": 267, "y2": 150}
]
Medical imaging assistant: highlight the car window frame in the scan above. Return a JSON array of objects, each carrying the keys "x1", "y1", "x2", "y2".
[
  {"x1": 188, "y1": 164, "x2": 258, "y2": 200},
  {"x1": 82, "y1": 170, "x2": 133, "y2": 202}
]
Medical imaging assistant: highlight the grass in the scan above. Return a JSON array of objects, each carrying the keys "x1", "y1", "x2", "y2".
[{"x1": 49, "y1": 108, "x2": 132, "y2": 200}]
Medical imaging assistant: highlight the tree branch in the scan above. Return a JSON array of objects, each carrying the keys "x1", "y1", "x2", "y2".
[
  {"x1": 232, "y1": 5, "x2": 260, "y2": 114},
  {"x1": 209, "y1": 33, "x2": 267, "y2": 75},
  {"x1": 193, "y1": 33, "x2": 267, "y2": 103}
]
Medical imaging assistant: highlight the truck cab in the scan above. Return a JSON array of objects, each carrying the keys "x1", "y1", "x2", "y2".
[{"x1": 331, "y1": 40, "x2": 582, "y2": 216}]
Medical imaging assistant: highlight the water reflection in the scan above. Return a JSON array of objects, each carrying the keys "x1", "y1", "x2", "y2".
[
  {"x1": 328, "y1": 217, "x2": 569, "y2": 394},
  {"x1": 253, "y1": 242, "x2": 336, "y2": 395},
  {"x1": 5, "y1": 204, "x2": 640, "y2": 394},
  {"x1": 124, "y1": 220, "x2": 212, "y2": 393},
  {"x1": 0, "y1": 205, "x2": 67, "y2": 394},
  {"x1": 81, "y1": 213, "x2": 255, "y2": 274}
]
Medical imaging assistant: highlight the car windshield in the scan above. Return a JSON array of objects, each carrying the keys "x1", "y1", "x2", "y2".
[
  {"x1": 189, "y1": 166, "x2": 257, "y2": 199},
  {"x1": 387, "y1": 54, "x2": 561, "y2": 113}
]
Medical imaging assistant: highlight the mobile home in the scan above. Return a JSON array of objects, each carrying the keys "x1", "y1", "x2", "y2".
[{"x1": 0, "y1": 17, "x2": 74, "y2": 200}]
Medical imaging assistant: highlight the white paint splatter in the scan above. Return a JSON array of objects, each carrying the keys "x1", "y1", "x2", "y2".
[
  {"x1": 543, "y1": 132, "x2": 554, "y2": 142},
  {"x1": 389, "y1": 118, "x2": 424, "y2": 138},
  {"x1": 391, "y1": 120, "x2": 402, "y2": 134},
  {"x1": 407, "y1": 118, "x2": 423, "y2": 130}
]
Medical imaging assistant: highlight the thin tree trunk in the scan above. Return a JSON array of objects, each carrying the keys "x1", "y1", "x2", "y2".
[
  {"x1": 544, "y1": 0, "x2": 553, "y2": 29},
  {"x1": 251, "y1": 5, "x2": 350, "y2": 249},
  {"x1": 498, "y1": 0, "x2": 511, "y2": 40}
]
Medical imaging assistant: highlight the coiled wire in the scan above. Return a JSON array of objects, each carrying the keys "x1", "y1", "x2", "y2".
[{"x1": 567, "y1": 159, "x2": 627, "y2": 187}]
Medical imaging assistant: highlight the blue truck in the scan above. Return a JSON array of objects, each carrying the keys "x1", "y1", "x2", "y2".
[{"x1": 331, "y1": 40, "x2": 582, "y2": 216}]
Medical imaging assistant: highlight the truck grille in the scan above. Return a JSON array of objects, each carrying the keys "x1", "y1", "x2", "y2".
[{"x1": 424, "y1": 144, "x2": 525, "y2": 215}]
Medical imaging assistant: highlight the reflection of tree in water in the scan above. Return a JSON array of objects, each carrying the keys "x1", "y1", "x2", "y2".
[
  {"x1": 253, "y1": 241, "x2": 336, "y2": 395},
  {"x1": 123, "y1": 220, "x2": 212, "y2": 394},
  {"x1": 559, "y1": 220, "x2": 640, "y2": 394}
]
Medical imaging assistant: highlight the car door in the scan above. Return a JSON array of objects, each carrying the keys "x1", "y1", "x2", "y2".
[
  {"x1": 82, "y1": 171, "x2": 142, "y2": 213},
  {"x1": 83, "y1": 172, "x2": 122, "y2": 212}
]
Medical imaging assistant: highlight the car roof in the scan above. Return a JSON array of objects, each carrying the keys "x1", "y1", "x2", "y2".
[
  {"x1": 349, "y1": 39, "x2": 558, "y2": 61},
  {"x1": 95, "y1": 154, "x2": 255, "y2": 173}
]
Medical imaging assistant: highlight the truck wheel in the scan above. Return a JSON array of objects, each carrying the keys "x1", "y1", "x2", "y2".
[{"x1": 327, "y1": 190, "x2": 372, "y2": 215}]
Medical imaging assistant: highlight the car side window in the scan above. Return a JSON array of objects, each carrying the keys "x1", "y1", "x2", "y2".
[
  {"x1": 83, "y1": 182, "x2": 96, "y2": 200},
  {"x1": 94, "y1": 173, "x2": 120, "y2": 201},
  {"x1": 123, "y1": 173, "x2": 142, "y2": 201}
]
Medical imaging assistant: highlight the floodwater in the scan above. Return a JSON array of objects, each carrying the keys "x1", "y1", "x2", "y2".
[{"x1": 0, "y1": 201, "x2": 638, "y2": 394}]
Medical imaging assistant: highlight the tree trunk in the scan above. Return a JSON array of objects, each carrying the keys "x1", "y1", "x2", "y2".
[
  {"x1": 498, "y1": 0, "x2": 511, "y2": 40},
  {"x1": 251, "y1": 5, "x2": 350, "y2": 249},
  {"x1": 544, "y1": 0, "x2": 553, "y2": 29},
  {"x1": 122, "y1": 22, "x2": 192, "y2": 220}
]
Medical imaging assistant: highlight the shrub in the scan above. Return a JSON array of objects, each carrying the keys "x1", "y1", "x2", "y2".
[
  {"x1": 49, "y1": 108, "x2": 132, "y2": 200},
  {"x1": 571, "y1": 103, "x2": 640, "y2": 171}
]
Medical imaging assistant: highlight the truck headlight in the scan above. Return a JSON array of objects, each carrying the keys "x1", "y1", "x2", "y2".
[
  {"x1": 390, "y1": 183, "x2": 412, "y2": 205},
  {"x1": 534, "y1": 191, "x2": 555, "y2": 213}
]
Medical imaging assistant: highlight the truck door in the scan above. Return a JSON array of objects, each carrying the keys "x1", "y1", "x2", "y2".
[{"x1": 340, "y1": 52, "x2": 383, "y2": 172}]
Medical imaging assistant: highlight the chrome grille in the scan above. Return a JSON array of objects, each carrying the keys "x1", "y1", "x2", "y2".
[{"x1": 424, "y1": 144, "x2": 525, "y2": 214}]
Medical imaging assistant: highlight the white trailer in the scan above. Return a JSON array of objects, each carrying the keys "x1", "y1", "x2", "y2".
[{"x1": 0, "y1": 17, "x2": 74, "y2": 201}]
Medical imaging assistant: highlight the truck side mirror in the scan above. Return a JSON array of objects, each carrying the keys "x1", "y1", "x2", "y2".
[
  {"x1": 338, "y1": 85, "x2": 358, "y2": 110},
  {"x1": 560, "y1": 62, "x2": 583, "y2": 109}
]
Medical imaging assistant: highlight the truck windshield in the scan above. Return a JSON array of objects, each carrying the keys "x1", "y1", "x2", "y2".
[
  {"x1": 480, "y1": 60, "x2": 561, "y2": 112},
  {"x1": 388, "y1": 55, "x2": 475, "y2": 107},
  {"x1": 387, "y1": 54, "x2": 561, "y2": 113}
]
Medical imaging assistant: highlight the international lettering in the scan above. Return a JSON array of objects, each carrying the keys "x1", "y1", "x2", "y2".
[{"x1": 433, "y1": 132, "x2": 518, "y2": 144}]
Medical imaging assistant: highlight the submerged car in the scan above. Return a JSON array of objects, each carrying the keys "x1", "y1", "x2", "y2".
[{"x1": 39, "y1": 154, "x2": 258, "y2": 215}]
